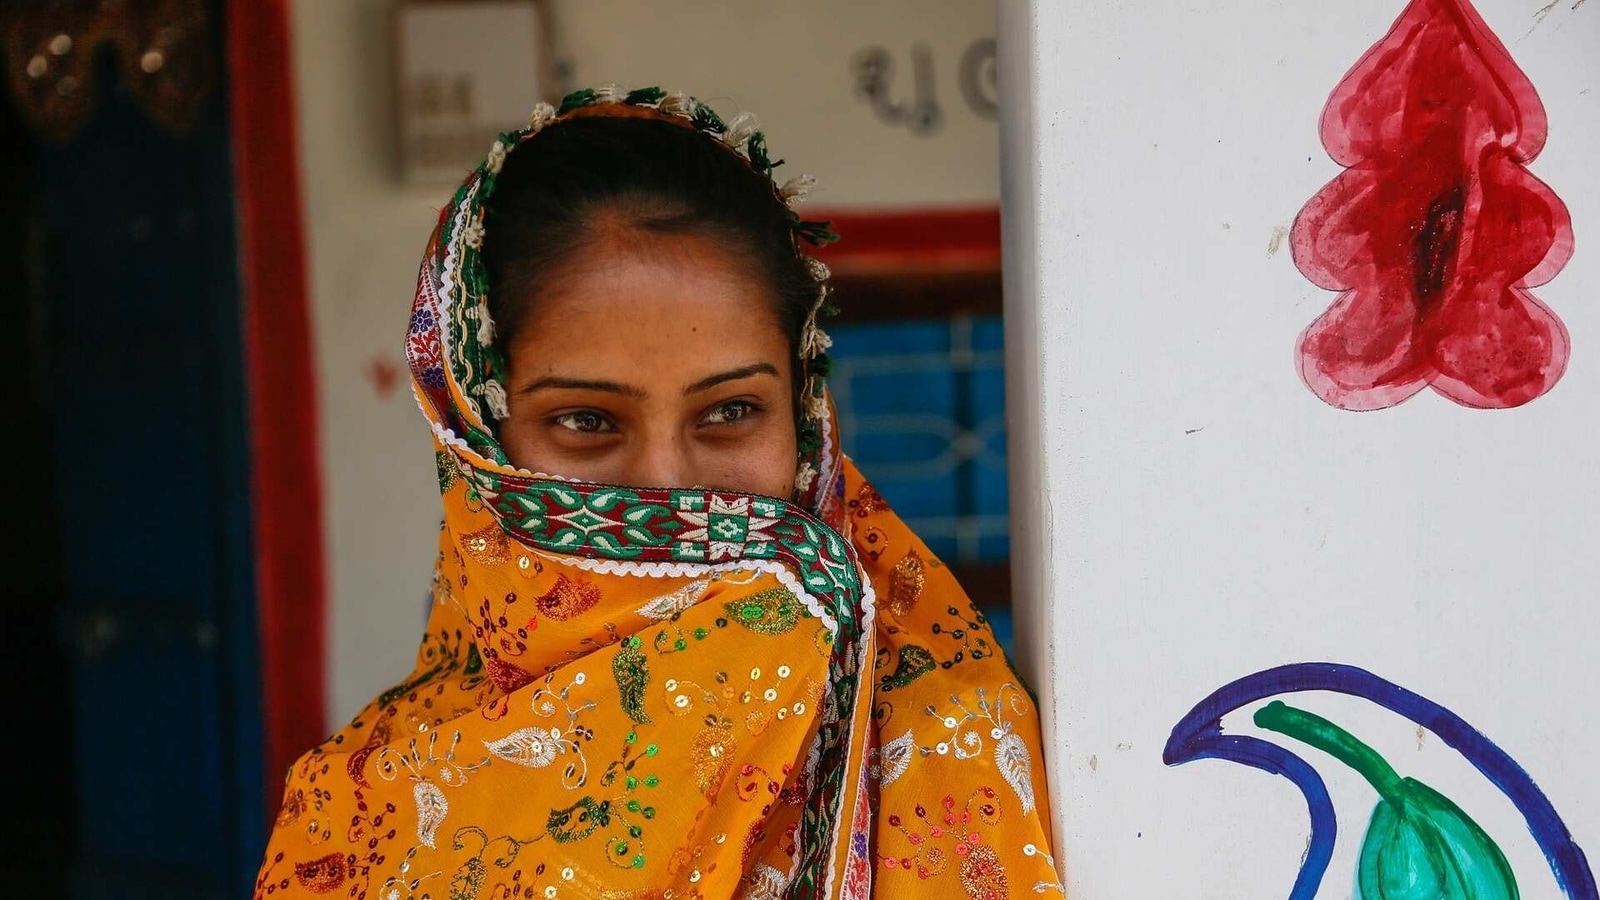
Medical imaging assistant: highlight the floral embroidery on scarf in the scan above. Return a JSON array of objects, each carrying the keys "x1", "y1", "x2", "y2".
[
  {"x1": 886, "y1": 549, "x2": 926, "y2": 616},
  {"x1": 612, "y1": 635, "x2": 652, "y2": 725},
  {"x1": 919, "y1": 684, "x2": 1040, "y2": 814},
  {"x1": 536, "y1": 573, "x2": 602, "y2": 620},
  {"x1": 725, "y1": 586, "x2": 803, "y2": 635}
]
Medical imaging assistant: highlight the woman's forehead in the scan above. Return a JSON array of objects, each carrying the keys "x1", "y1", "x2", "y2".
[
  {"x1": 520, "y1": 231, "x2": 785, "y2": 328},
  {"x1": 506, "y1": 247, "x2": 789, "y2": 379}
]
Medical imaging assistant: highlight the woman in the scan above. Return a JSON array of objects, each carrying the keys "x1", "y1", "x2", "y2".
[{"x1": 255, "y1": 86, "x2": 1059, "y2": 900}]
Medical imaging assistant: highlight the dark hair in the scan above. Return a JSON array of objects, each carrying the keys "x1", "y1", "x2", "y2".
[{"x1": 480, "y1": 115, "x2": 817, "y2": 371}]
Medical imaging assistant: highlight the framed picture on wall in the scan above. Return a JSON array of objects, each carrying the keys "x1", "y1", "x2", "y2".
[{"x1": 393, "y1": 0, "x2": 552, "y2": 183}]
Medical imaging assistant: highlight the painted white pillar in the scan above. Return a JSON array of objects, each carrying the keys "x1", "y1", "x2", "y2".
[
  {"x1": 999, "y1": 0, "x2": 1600, "y2": 896},
  {"x1": 997, "y1": 0, "x2": 1053, "y2": 729}
]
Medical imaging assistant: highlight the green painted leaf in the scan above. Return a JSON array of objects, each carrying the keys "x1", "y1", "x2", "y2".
[
  {"x1": 1359, "y1": 778, "x2": 1517, "y2": 900},
  {"x1": 1255, "y1": 702, "x2": 1519, "y2": 900}
]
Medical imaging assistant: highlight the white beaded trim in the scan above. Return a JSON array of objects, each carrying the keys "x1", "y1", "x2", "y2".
[
  {"x1": 722, "y1": 111, "x2": 761, "y2": 155},
  {"x1": 527, "y1": 101, "x2": 557, "y2": 132},
  {"x1": 793, "y1": 461, "x2": 818, "y2": 493},
  {"x1": 485, "y1": 139, "x2": 508, "y2": 176},
  {"x1": 659, "y1": 91, "x2": 694, "y2": 117},
  {"x1": 781, "y1": 174, "x2": 817, "y2": 206},
  {"x1": 541, "y1": 553, "x2": 863, "y2": 635},
  {"x1": 479, "y1": 378, "x2": 510, "y2": 420}
]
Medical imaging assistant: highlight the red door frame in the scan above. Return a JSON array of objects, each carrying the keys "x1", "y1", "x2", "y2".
[
  {"x1": 227, "y1": 0, "x2": 327, "y2": 810},
  {"x1": 811, "y1": 206, "x2": 1002, "y2": 274}
]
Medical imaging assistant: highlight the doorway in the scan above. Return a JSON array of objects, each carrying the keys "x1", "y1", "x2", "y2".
[{"x1": 1, "y1": 3, "x2": 266, "y2": 895}]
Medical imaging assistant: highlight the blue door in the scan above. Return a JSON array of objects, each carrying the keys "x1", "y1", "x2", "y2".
[
  {"x1": 827, "y1": 313, "x2": 1015, "y2": 649},
  {"x1": 7, "y1": 8, "x2": 266, "y2": 896}
]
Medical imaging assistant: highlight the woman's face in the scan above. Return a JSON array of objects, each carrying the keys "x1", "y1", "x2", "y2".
[{"x1": 499, "y1": 227, "x2": 799, "y2": 498}]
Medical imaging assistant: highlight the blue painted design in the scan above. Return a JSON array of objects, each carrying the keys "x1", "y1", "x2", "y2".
[{"x1": 1164, "y1": 663, "x2": 1596, "y2": 900}]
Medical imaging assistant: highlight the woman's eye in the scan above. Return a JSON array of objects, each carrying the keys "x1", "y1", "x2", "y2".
[
  {"x1": 553, "y1": 411, "x2": 615, "y2": 434},
  {"x1": 702, "y1": 400, "x2": 758, "y2": 426}
]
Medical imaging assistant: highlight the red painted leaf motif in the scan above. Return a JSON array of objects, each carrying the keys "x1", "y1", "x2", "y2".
[
  {"x1": 1292, "y1": 0, "x2": 1574, "y2": 410},
  {"x1": 365, "y1": 355, "x2": 400, "y2": 398}
]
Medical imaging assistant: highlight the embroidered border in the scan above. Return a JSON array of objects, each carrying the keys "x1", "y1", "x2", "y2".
[{"x1": 467, "y1": 468, "x2": 862, "y2": 623}]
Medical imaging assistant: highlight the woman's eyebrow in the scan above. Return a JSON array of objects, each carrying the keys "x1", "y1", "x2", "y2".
[
  {"x1": 684, "y1": 363, "x2": 781, "y2": 396},
  {"x1": 519, "y1": 376, "x2": 647, "y2": 399}
]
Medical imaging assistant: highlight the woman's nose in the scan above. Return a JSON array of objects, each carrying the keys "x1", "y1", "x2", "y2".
[{"x1": 626, "y1": 435, "x2": 694, "y2": 490}]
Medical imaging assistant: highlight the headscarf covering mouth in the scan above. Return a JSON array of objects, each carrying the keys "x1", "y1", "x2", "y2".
[
  {"x1": 254, "y1": 85, "x2": 1059, "y2": 900},
  {"x1": 400, "y1": 86, "x2": 878, "y2": 897}
]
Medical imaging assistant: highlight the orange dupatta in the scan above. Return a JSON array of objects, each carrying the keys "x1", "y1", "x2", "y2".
[{"x1": 254, "y1": 87, "x2": 1060, "y2": 900}]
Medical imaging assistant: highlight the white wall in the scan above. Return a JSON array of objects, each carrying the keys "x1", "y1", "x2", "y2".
[
  {"x1": 556, "y1": 0, "x2": 999, "y2": 207},
  {"x1": 291, "y1": 0, "x2": 446, "y2": 730},
  {"x1": 1004, "y1": 0, "x2": 1600, "y2": 896},
  {"x1": 289, "y1": 0, "x2": 1000, "y2": 726}
]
